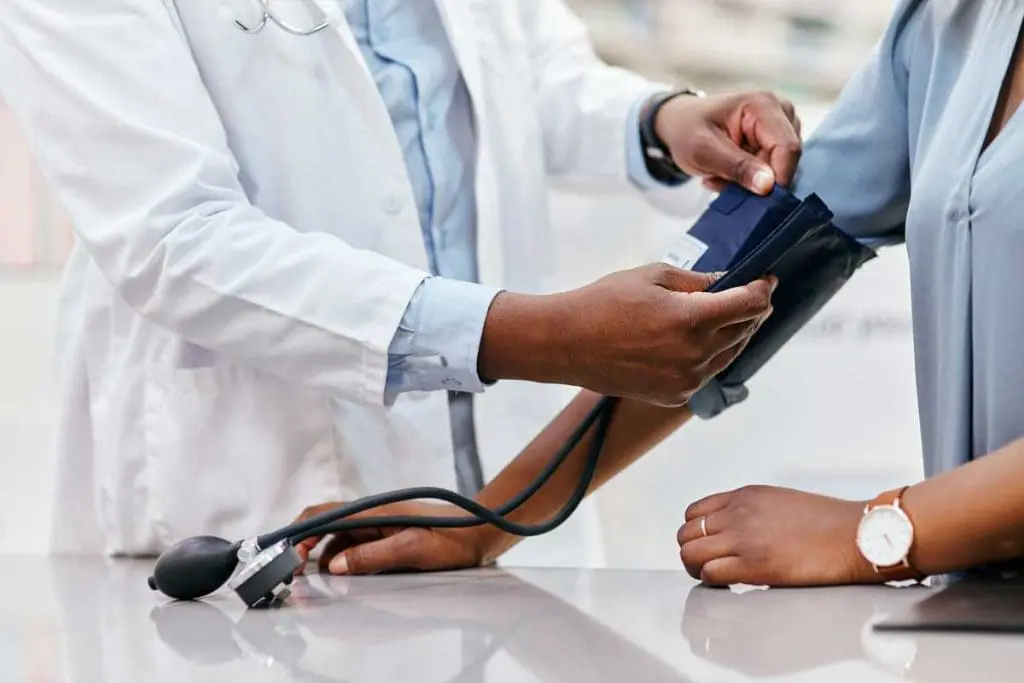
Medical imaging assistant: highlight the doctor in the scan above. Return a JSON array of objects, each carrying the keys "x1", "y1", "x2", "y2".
[{"x1": 0, "y1": 0, "x2": 798, "y2": 557}]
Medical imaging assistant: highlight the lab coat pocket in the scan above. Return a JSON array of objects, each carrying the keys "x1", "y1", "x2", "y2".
[{"x1": 143, "y1": 363, "x2": 340, "y2": 547}]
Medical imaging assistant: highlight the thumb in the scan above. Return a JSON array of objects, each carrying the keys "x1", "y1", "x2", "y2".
[
  {"x1": 702, "y1": 131, "x2": 775, "y2": 195},
  {"x1": 328, "y1": 534, "x2": 418, "y2": 576},
  {"x1": 654, "y1": 263, "x2": 723, "y2": 293}
]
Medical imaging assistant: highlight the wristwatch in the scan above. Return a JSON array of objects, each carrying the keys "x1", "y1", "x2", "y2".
[
  {"x1": 856, "y1": 487, "x2": 925, "y2": 582},
  {"x1": 638, "y1": 88, "x2": 705, "y2": 185}
]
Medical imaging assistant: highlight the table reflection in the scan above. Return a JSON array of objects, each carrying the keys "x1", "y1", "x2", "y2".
[
  {"x1": 45, "y1": 560, "x2": 693, "y2": 683},
  {"x1": 680, "y1": 582, "x2": 1024, "y2": 681},
  {"x1": 19, "y1": 558, "x2": 1023, "y2": 683}
]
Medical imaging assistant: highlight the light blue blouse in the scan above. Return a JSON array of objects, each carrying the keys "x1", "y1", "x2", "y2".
[{"x1": 793, "y1": 0, "x2": 1024, "y2": 476}]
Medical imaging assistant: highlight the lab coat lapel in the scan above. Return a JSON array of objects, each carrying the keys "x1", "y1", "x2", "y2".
[
  {"x1": 305, "y1": 0, "x2": 409, "y2": 171},
  {"x1": 306, "y1": 0, "x2": 369, "y2": 76},
  {"x1": 432, "y1": 0, "x2": 485, "y2": 107}
]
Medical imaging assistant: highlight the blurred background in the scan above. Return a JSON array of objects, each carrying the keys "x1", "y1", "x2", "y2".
[{"x1": 0, "y1": 0, "x2": 916, "y2": 568}]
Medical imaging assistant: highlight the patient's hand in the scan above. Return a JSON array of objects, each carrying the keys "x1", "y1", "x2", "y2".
[{"x1": 676, "y1": 485, "x2": 877, "y2": 587}]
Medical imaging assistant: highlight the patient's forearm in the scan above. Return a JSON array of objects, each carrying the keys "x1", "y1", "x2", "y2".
[
  {"x1": 903, "y1": 437, "x2": 1024, "y2": 575},
  {"x1": 475, "y1": 390, "x2": 692, "y2": 561}
]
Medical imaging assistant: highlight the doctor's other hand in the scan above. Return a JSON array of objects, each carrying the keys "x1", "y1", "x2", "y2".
[
  {"x1": 292, "y1": 501, "x2": 489, "y2": 576},
  {"x1": 655, "y1": 90, "x2": 802, "y2": 194},
  {"x1": 479, "y1": 264, "x2": 776, "y2": 407}
]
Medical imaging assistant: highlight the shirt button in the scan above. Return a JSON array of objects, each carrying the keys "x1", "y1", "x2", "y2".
[{"x1": 382, "y1": 195, "x2": 405, "y2": 215}]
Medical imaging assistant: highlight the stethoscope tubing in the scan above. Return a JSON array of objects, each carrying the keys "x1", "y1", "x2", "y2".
[{"x1": 256, "y1": 397, "x2": 618, "y2": 549}]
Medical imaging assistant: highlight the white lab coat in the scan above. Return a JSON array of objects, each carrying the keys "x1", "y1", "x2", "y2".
[{"x1": 0, "y1": 0, "x2": 697, "y2": 558}]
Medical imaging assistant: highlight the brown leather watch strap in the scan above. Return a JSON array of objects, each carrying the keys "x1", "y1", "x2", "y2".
[{"x1": 866, "y1": 486, "x2": 926, "y2": 582}]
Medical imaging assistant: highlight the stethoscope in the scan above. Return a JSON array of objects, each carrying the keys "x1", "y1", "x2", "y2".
[{"x1": 224, "y1": 0, "x2": 334, "y2": 37}]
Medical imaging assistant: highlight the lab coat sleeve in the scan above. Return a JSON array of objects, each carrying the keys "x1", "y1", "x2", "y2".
[
  {"x1": 515, "y1": 0, "x2": 666, "y2": 188},
  {"x1": 791, "y1": 0, "x2": 926, "y2": 244},
  {"x1": 0, "y1": 0, "x2": 428, "y2": 407},
  {"x1": 515, "y1": 0, "x2": 716, "y2": 217}
]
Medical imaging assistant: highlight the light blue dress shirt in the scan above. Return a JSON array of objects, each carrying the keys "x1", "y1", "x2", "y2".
[{"x1": 342, "y1": 0, "x2": 667, "y2": 492}]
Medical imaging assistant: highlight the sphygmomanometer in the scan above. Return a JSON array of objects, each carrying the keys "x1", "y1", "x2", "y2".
[{"x1": 147, "y1": 183, "x2": 876, "y2": 608}]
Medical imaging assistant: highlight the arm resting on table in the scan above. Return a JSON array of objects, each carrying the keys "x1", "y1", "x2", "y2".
[{"x1": 902, "y1": 439, "x2": 1024, "y2": 576}]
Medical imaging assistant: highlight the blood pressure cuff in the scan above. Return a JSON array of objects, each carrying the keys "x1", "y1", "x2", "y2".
[{"x1": 667, "y1": 184, "x2": 878, "y2": 419}]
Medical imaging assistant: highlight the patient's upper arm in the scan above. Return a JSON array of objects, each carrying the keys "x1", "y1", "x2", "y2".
[{"x1": 792, "y1": 0, "x2": 928, "y2": 244}]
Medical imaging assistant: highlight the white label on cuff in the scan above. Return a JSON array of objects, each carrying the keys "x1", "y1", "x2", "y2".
[{"x1": 662, "y1": 232, "x2": 709, "y2": 270}]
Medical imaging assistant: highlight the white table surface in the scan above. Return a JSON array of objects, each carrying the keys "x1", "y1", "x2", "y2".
[{"x1": 2, "y1": 558, "x2": 1020, "y2": 683}]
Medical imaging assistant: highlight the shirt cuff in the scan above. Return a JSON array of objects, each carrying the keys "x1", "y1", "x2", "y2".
[
  {"x1": 385, "y1": 276, "x2": 502, "y2": 405},
  {"x1": 626, "y1": 92, "x2": 687, "y2": 192}
]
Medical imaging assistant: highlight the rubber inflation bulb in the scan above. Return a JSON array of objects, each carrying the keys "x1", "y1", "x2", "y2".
[{"x1": 148, "y1": 536, "x2": 239, "y2": 601}]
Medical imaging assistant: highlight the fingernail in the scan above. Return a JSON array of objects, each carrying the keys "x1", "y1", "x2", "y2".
[
  {"x1": 329, "y1": 555, "x2": 349, "y2": 575},
  {"x1": 753, "y1": 169, "x2": 774, "y2": 193}
]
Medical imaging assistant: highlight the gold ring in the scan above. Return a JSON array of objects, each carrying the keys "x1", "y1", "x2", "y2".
[{"x1": 700, "y1": 515, "x2": 709, "y2": 538}]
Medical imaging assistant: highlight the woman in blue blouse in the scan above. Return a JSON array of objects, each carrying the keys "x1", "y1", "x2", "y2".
[{"x1": 677, "y1": 0, "x2": 1024, "y2": 586}]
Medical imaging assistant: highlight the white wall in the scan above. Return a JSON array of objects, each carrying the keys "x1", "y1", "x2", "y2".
[
  {"x1": 567, "y1": 0, "x2": 896, "y2": 93},
  {"x1": 0, "y1": 274, "x2": 61, "y2": 553}
]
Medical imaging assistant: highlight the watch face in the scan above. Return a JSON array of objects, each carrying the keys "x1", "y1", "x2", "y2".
[{"x1": 857, "y1": 505, "x2": 914, "y2": 567}]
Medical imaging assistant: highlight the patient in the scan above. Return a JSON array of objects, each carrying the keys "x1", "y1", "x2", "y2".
[{"x1": 677, "y1": 0, "x2": 1024, "y2": 586}]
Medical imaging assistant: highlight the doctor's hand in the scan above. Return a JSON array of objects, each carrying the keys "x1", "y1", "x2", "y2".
[
  {"x1": 654, "y1": 90, "x2": 802, "y2": 195},
  {"x1": 479, "y1": 264, "x2": 776, "y2": 407},
  {"x1": 292, "y1": 501, "x2": 490, "y2": 576}
]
